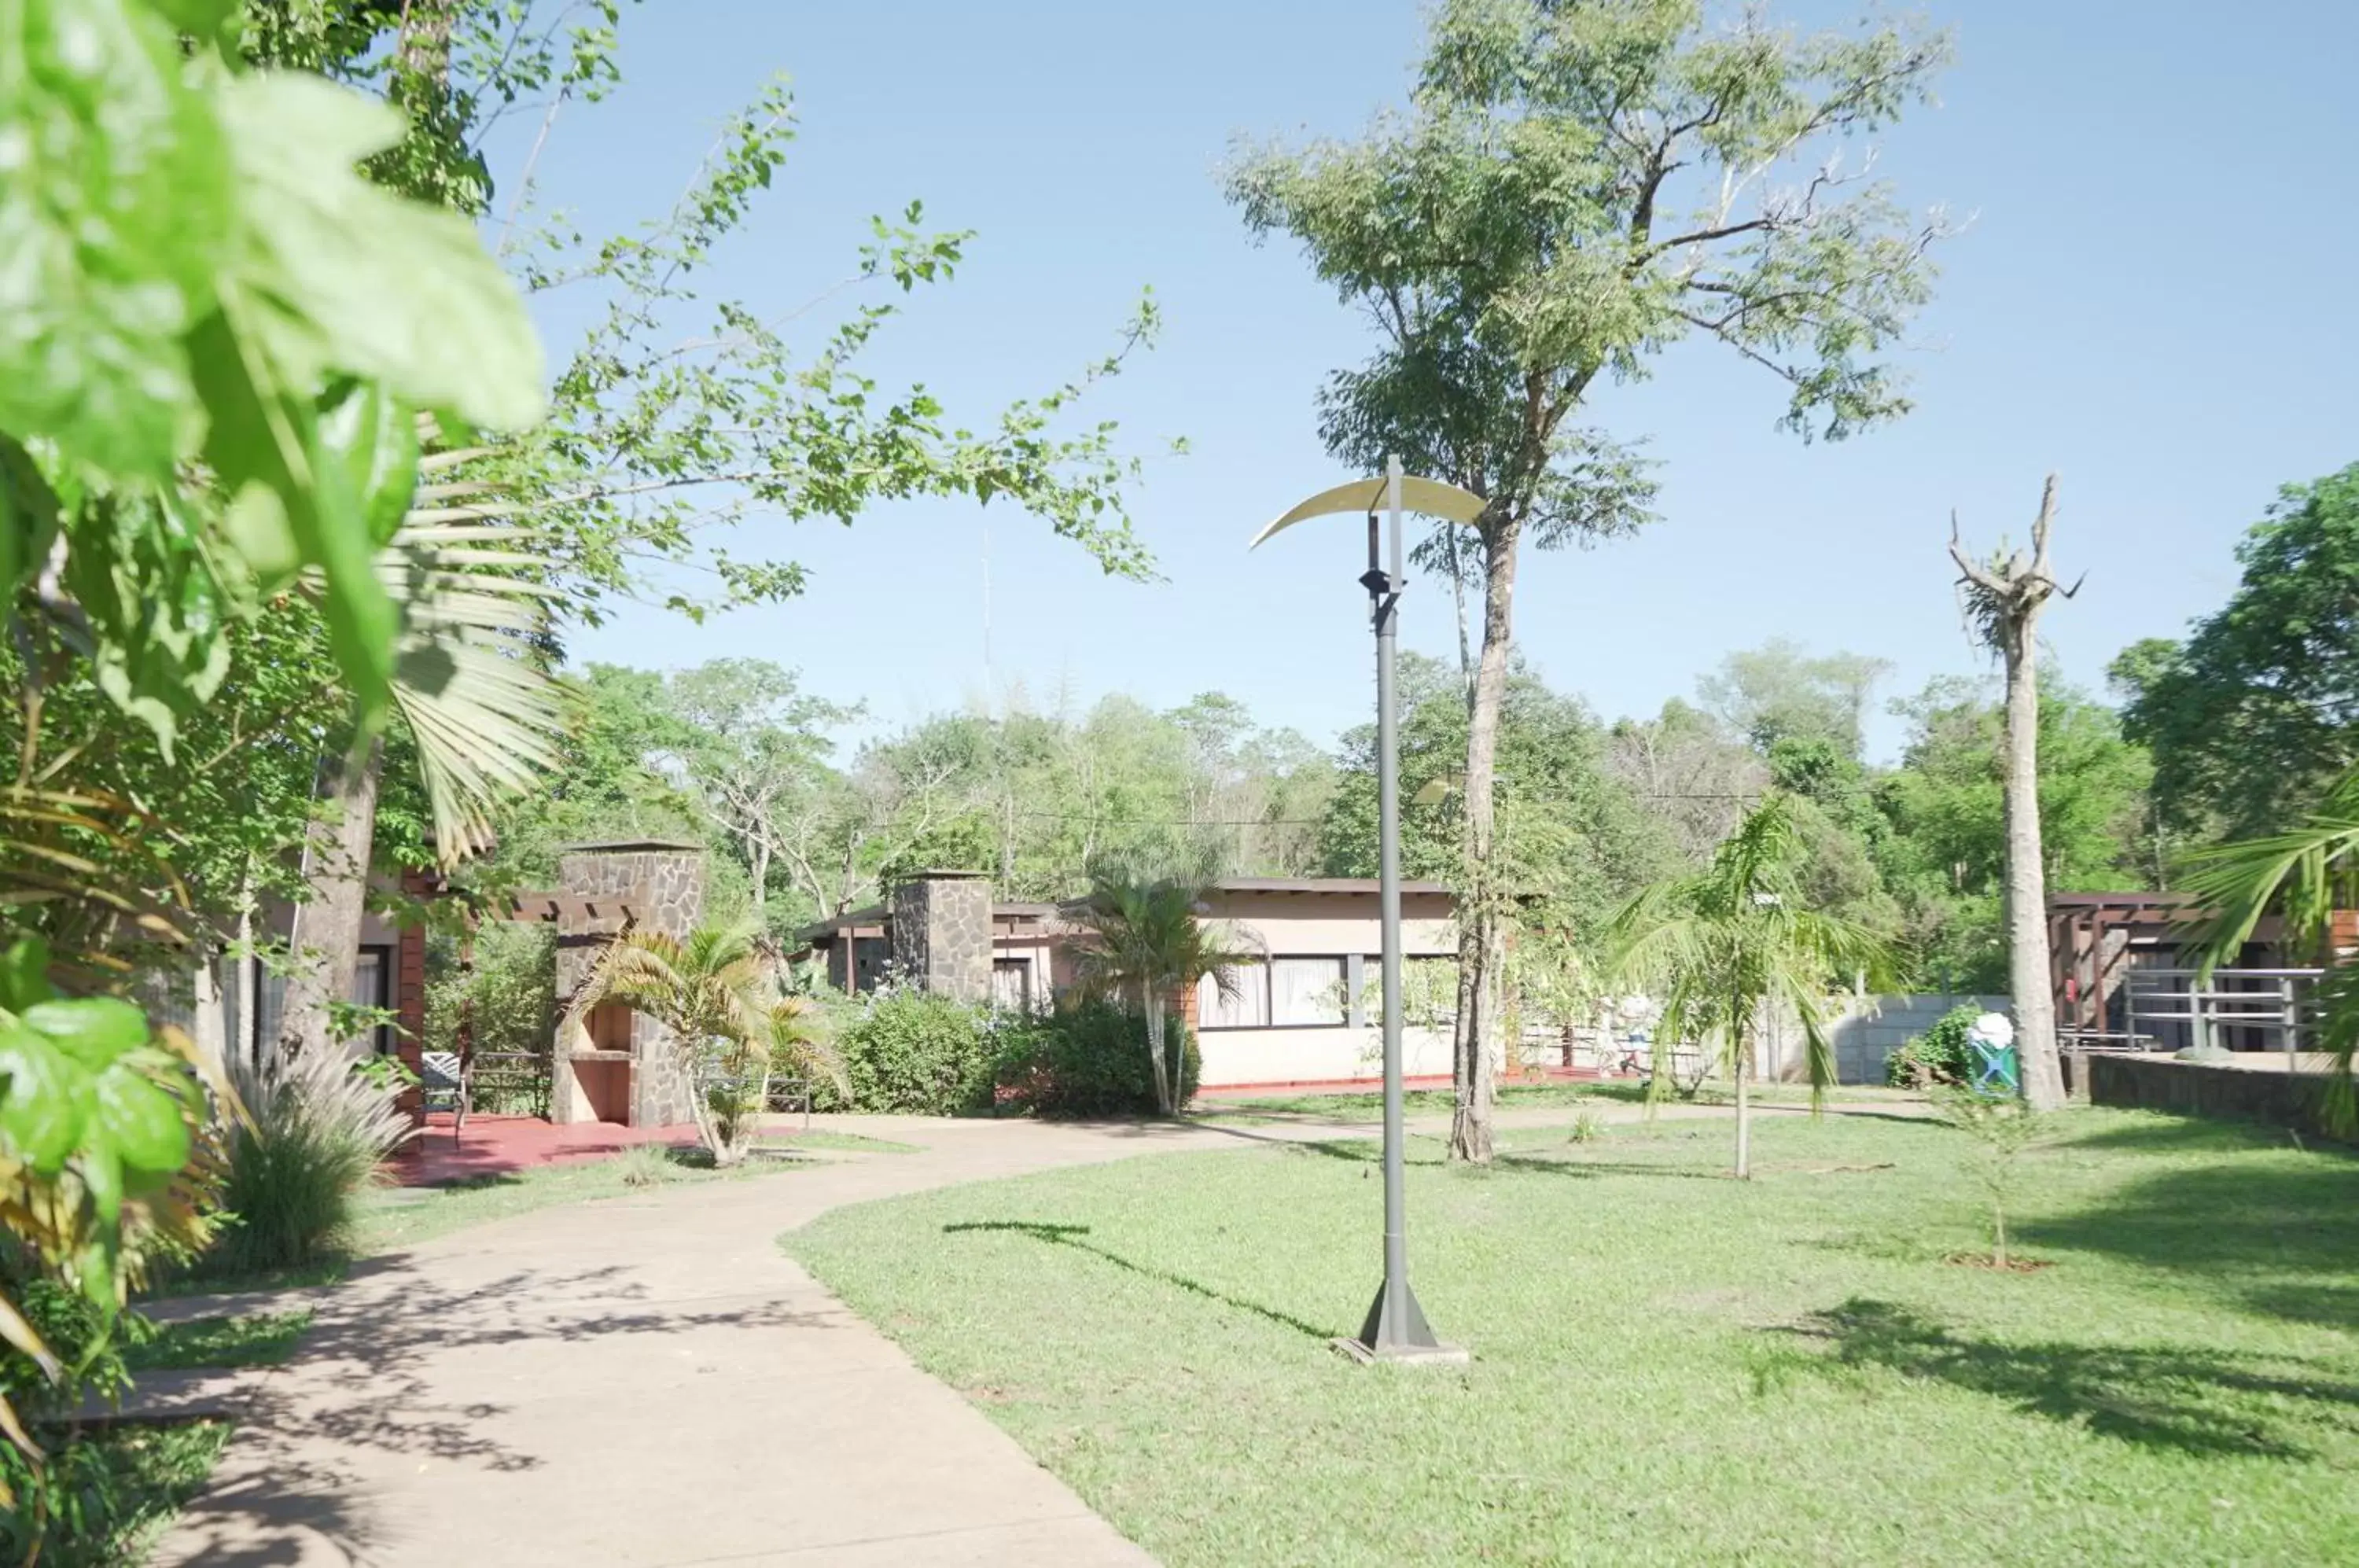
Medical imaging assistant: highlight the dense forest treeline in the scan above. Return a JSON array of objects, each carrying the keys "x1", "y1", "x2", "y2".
[
  {"x1": 11, "y1": 458, "x2": 2351, "y2": 1014},
  {"x1": 462, "y1": 635, "x2": 2145, "y2": 996}
]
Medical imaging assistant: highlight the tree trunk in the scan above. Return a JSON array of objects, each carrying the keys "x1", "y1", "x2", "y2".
[
  {"x1": 1732, "y1": 1029, "x2": 1752, "y2": 1180},
  {"x1": 278, "y1": 739, "x2": 384, "y2": 1064},
  {"x1": 2002, "y1": 617, "x2": 2065, "y2": 1110},
  {"x1": 1443, "y1": 524, "x2": 1475, "y2": 700},
  {"x1": 690, "y1": 1079, "x2": 731, "y2": 1167},
  {"x1": 190, "y1": 945, "x2": 228, "y2": 1073},
  {"x1": 1449, "y1": 521, "x2": 1518, "y2": 1164},
  {"x1": 233, "y1": 901, "x2": 256, "y2": 1071},
  {"x1": 1143, "y1": 981, "x2": 1172, "y2": 1116}
]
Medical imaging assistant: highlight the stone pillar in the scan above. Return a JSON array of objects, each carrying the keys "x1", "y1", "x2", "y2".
[
  {"x1": 549, "y1": 840, "x2": 705, "y2": 1127},
  {"x1": 889, "y1": 871, "x2": 992, "y2": 1003}
]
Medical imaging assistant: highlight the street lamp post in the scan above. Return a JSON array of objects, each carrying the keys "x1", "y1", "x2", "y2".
[{"x1": 1256, "y1": 454, "x2": 1476, "y2": 1366}]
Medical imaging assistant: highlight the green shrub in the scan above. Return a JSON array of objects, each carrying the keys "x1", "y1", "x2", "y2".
[
  {"x1": 0, "y1": 1262, "x2": 150, "y2": 1563},
  {"x1": 612, "y1": 1143, "x2": 683, "y2": 1187},
  {"x1": 1885, "y1": 1003, "x2": 1981, "y2": 1088},
  {"x1": 213, "y1": 1050, "x2": 412, "y2": 1274},
  {"x1": 994, "y1": 1002, "x2": 1201, "y2": 1117},
  {"x1": 830, "y1": 988, "x2": 996, "y2": 1115}
]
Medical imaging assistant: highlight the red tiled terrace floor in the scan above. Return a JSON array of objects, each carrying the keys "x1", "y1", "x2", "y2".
[{"x1": 387, "y1": 1115, "x2": 701, "y2": 1187}]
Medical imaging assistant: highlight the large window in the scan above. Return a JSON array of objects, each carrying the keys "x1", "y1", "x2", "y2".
[
  {"x1": 241, "y1": 944, "x2": 392, "y2": 1060},
  {"x1": 1198, "y1": 957, "x2": 1348, "y2": 1029},
  {"x1": 1198, "y1": 960, "x2": 1269, "y2": 1029},
  {"x1": 1271, "y1": 957, "x2": 1347, "y2": 1026}
]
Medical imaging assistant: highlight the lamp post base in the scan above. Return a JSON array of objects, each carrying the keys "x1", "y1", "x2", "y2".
[
  {"x1": 1330, "y1": 1335, "x2": 1470, "y2": 1367},
  {"x1": 1335, "y1": 1277, "x2": 1467, "y2": 1366}
]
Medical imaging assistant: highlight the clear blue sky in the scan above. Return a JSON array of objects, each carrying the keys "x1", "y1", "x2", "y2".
[{"x1": 515, "y1": 1, "x2": 2359, "y2": 762}]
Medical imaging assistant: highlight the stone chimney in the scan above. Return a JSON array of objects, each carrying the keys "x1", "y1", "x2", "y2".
[
  {"x1": 889, "y1": 870, "x2": 992, "y2": 1003},
  {"x1": 552, "y1": 838, "x2": 705, "y2": 1127}
]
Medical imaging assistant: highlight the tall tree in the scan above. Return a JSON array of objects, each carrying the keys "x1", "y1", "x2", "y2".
[
  {"x1": 1604, "y1": 698, "x2": 1768, "y2": 863},
  {"x1": 1228, "y1": 0, "x2": 1949, "y2": 1159},
  {"x1": 1698, "y1": 639, "x2": 1893, "y2": 756},
  {"x1": 1322, "y1": 653, "x2": 1676, "y2": 947},
  {"x1": 657, "y1": 661, "x2": 851, "y2": 922},
  {"x1": 240, "y1": 4, "x2": 1165, "y2": 1062},
  {"x1": 1607, "y1": 793, "x2": 1897, "y2": 1177},
  {"x1": 2114, "y1": 462, "x2": 2359, "y2": 838},
  {"x1": 1949, "y1": 475, "x2": 2078, "y2": 1110},
  {"x1": 1877, "y1": 675, "x2": 2154, "y2": 990}
]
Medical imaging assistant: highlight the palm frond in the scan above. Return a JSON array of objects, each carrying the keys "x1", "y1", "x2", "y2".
[
  {"x1": 2178, "y1": 777, "x2": 2359, "y2": 973},
  {"x1": 378, "y1": 478, "x2": 566, "y2": 866}
]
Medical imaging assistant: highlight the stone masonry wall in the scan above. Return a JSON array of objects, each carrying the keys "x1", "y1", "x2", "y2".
[
  {"x1": 552, "y1": 841, "x2": 705, "y2": 1126},
  {"x1": 889, "y1": 872, "x2": 992, "y2": 1003}
]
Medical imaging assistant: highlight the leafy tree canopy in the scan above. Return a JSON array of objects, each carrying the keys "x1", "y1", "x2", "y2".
[
  {"x1": 2115, "y1": 463, "x2": 2359, "y2": 837},
  {"x1": 1320, "y1": 653, "x2": 1681, "y2": 934}
]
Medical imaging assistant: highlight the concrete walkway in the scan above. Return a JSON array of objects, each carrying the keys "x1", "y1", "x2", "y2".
[{"x1": 149, "y1": 1098, "x2": 1904, "y2": 1566}]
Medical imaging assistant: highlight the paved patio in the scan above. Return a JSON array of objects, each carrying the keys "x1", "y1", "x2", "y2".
[{"x1": 388, "y1": 1113, "x2": 701, "y2": 1186}]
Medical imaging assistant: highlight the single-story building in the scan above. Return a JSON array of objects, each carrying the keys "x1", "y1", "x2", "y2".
[{"x1": 791, "y1": 871, "x2": 1463, "y2": 1090}]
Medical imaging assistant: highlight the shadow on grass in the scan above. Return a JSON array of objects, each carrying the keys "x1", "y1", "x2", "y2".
[
  {"x1": 943, "y1": 1220, "x2": 1334, "y2": 1342},
  {"x1": 2055, "y1": 1113, "x2": 2329, "y2": 1157},
  {"x1": 1782, "y1": 1297, "x2": 2359, "y2": 1459},
  {"x1": 2023, "y1": 1154, "x2": 2359, "y2": 1331}
]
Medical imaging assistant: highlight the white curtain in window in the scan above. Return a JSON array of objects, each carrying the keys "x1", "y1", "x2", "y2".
[
  {"x1": 1271, "y1": 958, "x2": 1346, "y2": 1026},
  {"x1": 1198, "y1": 961, "x2": 1269, "y2": 1028},
  {"x1": 353, "y1": 950, "x2": 387, "y2": 1053}
]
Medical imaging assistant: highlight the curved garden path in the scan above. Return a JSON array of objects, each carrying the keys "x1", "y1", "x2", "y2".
[{"x1": 151, "y1": 1099, "x2": 1904, "y2": 1566}]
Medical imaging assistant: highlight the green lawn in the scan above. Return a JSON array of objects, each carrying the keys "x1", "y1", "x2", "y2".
[
  {"x1": 153, "y1": 1143, "x2": 810, "y2": 1299},
  {"x1": 760, "y1": 1129, "x2": 922, "y2": 1154},
  {"x1": 127, "y1": 1309, "x2": 314, "y2": 1371},
  {"x1": 786, "y1": 1108, "x2": 2359, "y2": 1566},
  {"x1": 1198, "y1": 1079, "x2": 1916, "y2": 1121}
]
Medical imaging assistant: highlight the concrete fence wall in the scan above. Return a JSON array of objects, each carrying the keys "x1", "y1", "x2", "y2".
[{"x1": 1817, "y1": 994, "x2": 2011, "y2": 1086}]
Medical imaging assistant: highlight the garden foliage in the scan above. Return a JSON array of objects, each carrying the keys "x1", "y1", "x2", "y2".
[
  {"x1": 825, "y1": 988, "x2": 998, "y2": 1117},
  {"x1": 1885, "y1": 1003, "x2": 1982, "y2": 1088},
  {"x1": 214, "y1": 1046, "x2": 411, "y2": 1274},
  {"x1": 995, "y1": 1002, "x2": 1201, "y2": 1118}
]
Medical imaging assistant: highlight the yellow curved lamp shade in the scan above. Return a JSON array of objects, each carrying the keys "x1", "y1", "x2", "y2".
[{"x1": 1250, "y1": 475, "x2": 1488, "y2": 550}]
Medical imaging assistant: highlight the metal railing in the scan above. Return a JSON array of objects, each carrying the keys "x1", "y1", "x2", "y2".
[{"x1": 2110, "y1": 967, "x2": 2320, "y2": 1063}]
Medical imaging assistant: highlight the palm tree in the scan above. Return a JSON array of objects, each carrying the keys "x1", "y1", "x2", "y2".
[
  {"x1": 2181, "y1": 765, "x2": 2359, "y2": 1136},
  {"x1": 1606, "y1": 794, "x2": 1901, "y2": 1179},
  {"x1": 1063, "y1": 874, "x2": 1257, "y2": 1115},
  {"x1": 565, "y1": 919, "x2": 841, "y2": 1165},
  {"x1": 276, "y1": 436, "x2": 567, "y2": 1062}
]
